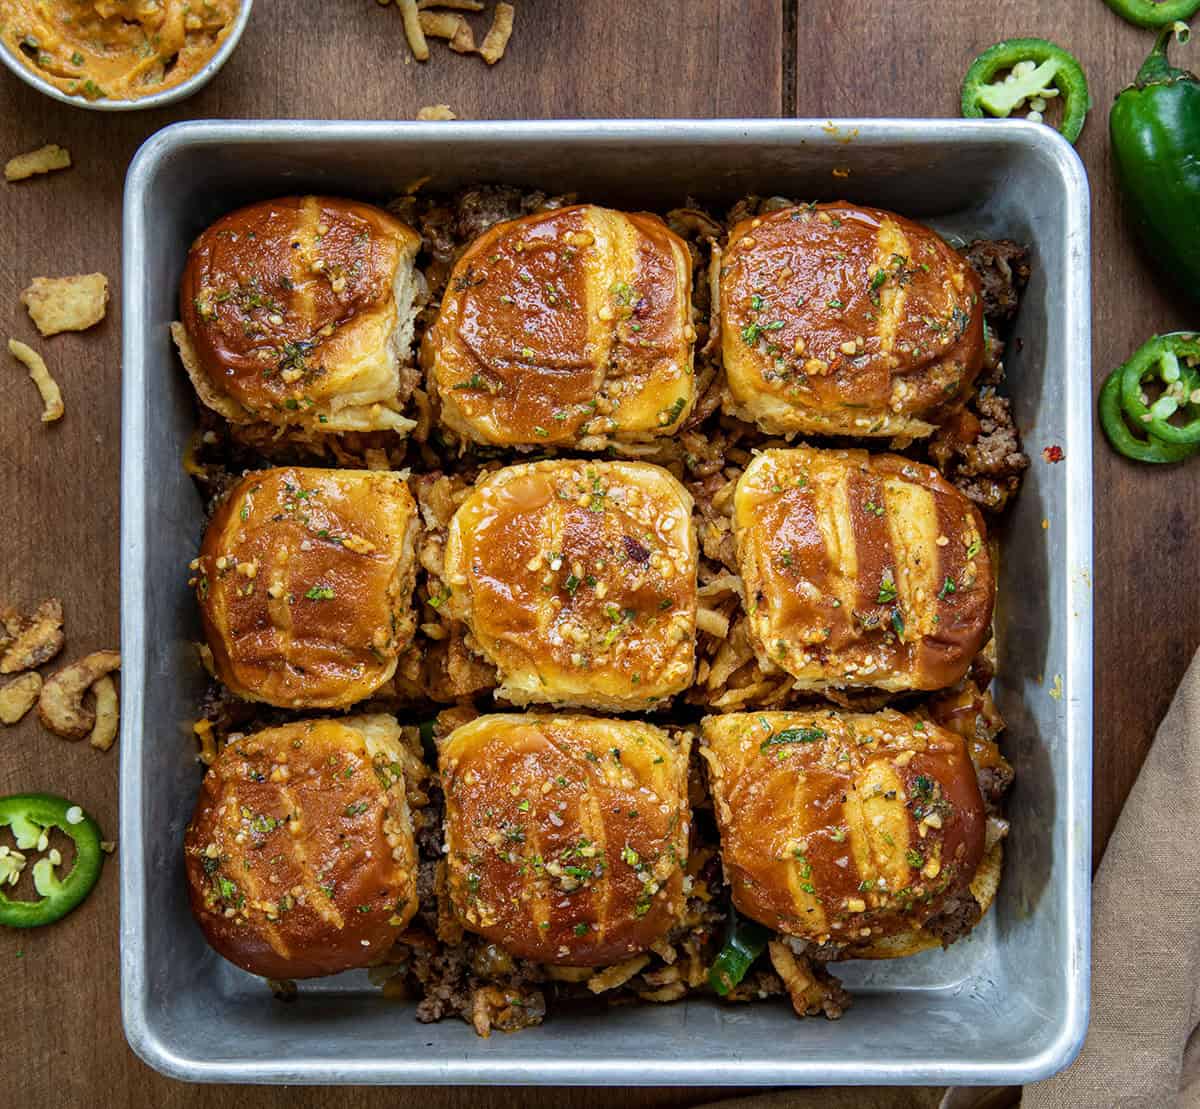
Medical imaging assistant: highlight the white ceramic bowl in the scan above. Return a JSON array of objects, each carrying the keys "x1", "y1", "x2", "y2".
[{"x1": 0, "y1": 0, "x2": 253, "y2": 111}]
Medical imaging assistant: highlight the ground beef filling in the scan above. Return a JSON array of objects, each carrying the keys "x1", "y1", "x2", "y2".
[
  {"x1": 965, "y1": 238, "x2": 1032, "y2": 324},
  {"x1": 922, "y1": 894, "x2": 985, "y2": 947}
]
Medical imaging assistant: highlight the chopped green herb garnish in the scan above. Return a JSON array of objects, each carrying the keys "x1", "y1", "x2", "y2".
[
  {"x1": 877, "y1": 570, "x2": 898, "y2": 605},
  {"x1": 760, "y1": 726, "x2": 826, "y2": 752},
  {"x1": 661, "y1": 395, "x2": 687, "y2": 425}
]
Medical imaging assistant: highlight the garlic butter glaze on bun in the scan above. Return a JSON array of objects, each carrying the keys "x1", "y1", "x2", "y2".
[
  {"x1": 701, "y1": 708, "x2": 997, "y2": 959},
  {"x1": 194, "y1": 467, "x2": 420, "y2": 709},
  {"x1": 424, "y1": 204, "x2": 696, "y2": 447},
  {"x1": 176, "y1": 196, "x2": 423, "y2": 434},
  {"x1": 721, "y1": 202, "x2": 984, "y2": 438},
  {"x1": 442, "y1": 459, "x2": 697, "y2": 709},
  {"x1": 733, "y1": 447, "x2": 993, "y2": 694},
  {"x1": 184, "y1": 715, "x2": 421, "y2": 980},
  {"x1": 439, "y1": 713, "x2": 691, "y2": 965}
]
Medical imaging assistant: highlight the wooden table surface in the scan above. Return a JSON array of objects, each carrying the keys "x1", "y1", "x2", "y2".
[{"x1": 1, "y1": 2, "x2": 1195, "y2": 1106}]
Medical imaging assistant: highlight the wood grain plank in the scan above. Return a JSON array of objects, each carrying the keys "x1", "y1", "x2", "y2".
[
  {"x1": 796, "y1": 0, "x2": 1200, "y2": 868},
  {"x1": 0, "y1": 2, "x2": 780, "y2": 1106}
]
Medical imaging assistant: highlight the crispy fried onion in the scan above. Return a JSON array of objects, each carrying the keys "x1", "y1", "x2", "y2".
[
  {"x1": 478, "y1": 2, "x2": 514, "y2": 64},
  {"x1": 690, "y1": 613, "x2": 793, "y2": 710},
  {"x1": 0, "y1": 598, "x2": 64, "y2": 674},
  {"x1": 89, "y1": 676, "x2": 119, "y2": 751},
  {"x1": 396, "y1": 0, "x2": 429, "y2": 60},
  {"x1": 4, "y1": 143, "x2": 71, "y2": 182},
  {"x1": 469, "y1": 982, "x2": 545, "y2": 1037},
  {"x1": 985, "y1": 815, "x2": 1010, "y2": 851},
  {"x1": 637, "y1": 961, "x2": 689, "y2": 1003},
  {"x1": 696, "y1": 570, "x2": 741, "y2": 642},
  {"x1": 419, "y1": 10, "x2": 475, "y2": 51},
  {"x1": 8, "y1": 339, "x2": 64, "y2": 422},
  {"x1": 768, "y1": 940, "x2": 850, "y2": 1020},
  {"x1": 414, "y1": 471, "x2": 473, "y2": 531},
  {"x1": 586, "y1": 955, "x2": 649, "y2": 994},
  {"x1": 38, "y1": 650, "x2": 121, "y2": 741},
  {"x1": 393, "y1": 0, "x2": 513, "y2": 65},
  {"x1": 704, "y1": 241, "x2": 723, "y2": 358},
  {"x1": 0, "y1": 672, "x2": 42, "y2": 725}
]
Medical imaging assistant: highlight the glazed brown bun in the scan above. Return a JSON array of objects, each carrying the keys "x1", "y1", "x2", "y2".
[
  {"x1": 193, "y1": 466, "x2": 419, "y2": 709},
  {"x1": 733, "y1": 446, "x2": 993, "y2": 694},
  {"x1": 701, "y1": 709, "x2": 993, "y2": 959},
  {"x1": 721, "y1": 202, "x2": 984, "y2": 438},
  {"x1": 184, "y1": 715, "x2": 421, "y2": 980},
  {"x1": 423, "y1": 203, "x2": 695, "y2": 447},
  {"x1": 442, "y1": 459, "x2": 697, "y2": 710},
  {"x1": 439, "y1": 714, "x2": 692, "y2": 966},
  {"x1": 175, "y1": 195, "x2": 423, "y2": 434}
]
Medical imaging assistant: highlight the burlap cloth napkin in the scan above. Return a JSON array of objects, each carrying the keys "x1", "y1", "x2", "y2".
[{"x1": 696, "y1": 647, "x2": 1200, "y2": 1109}]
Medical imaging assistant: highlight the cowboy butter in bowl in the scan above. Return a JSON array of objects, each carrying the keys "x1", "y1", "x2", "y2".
[{"x1": 0, "y1": 0, "x2": 251, "y2": 109}]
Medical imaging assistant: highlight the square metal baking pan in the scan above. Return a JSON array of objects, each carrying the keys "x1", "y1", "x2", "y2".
[{"x1": 119, "y1": 118, "x2": 1093, "y2": 1087}]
